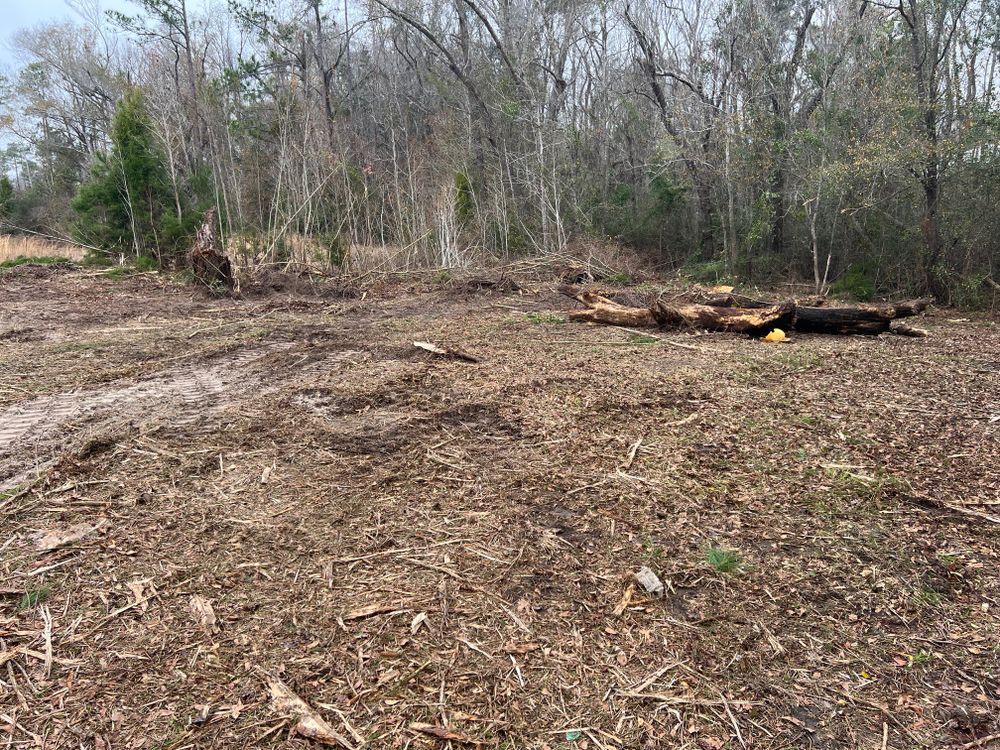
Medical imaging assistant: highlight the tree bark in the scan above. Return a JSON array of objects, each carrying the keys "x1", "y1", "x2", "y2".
[
  {"x1": 652, "y1": 300, "x2": 795, "y2": 334},
  {"x1": 562, "y1": 286, "x2": 929, "y2": 336},
  {"x1": 188, "y1": 208, "x2": 234, "y2": 290}
]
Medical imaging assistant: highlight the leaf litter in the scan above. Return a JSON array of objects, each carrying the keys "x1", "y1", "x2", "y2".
[{"x1": 0, "y1": 270, "x2": 997, "y2": 748}]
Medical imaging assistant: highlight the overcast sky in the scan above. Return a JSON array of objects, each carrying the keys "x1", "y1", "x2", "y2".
[{"x1": 1, "y1": 0, "x2": 133, "y2": 68}]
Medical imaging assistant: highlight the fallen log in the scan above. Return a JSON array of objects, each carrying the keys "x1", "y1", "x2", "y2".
[
  {"x1": 651, "y1": 300, "x2": 796, "y2": 335},
  {"x1": 891, "y1": 323, "x2": 929, "y2": 338},
  {"x1": 668, "y1": 291, "x2": 929, "y2": 335},
  {"x1": 560, "y1": 287, "x2": 793, "y2": 334},
  {"x1": 698, "y1": 292, "x2": 826, "y2": 309},
  {"x1": 792, "y1": 299, "x2": 930, "y2": 335},
  {"x1": 561, "y1": 284, "x2": 931, "y2": 336},
  {"x1": 561, "y1": 288, "x2": 657, "y2": 327}
]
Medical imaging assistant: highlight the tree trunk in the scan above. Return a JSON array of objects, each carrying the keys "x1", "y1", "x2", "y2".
[
  {"x1": 188, "y1": 208, "x2": 234, "y2": 290},
  {"x1": 652, "y1": 300, "x2": 795, "y2": 334},
  {"x1": 562, "y1": 286, "x2": 930, "y2": 336}
]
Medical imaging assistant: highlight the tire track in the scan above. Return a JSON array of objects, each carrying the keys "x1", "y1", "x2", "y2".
[{"x1": 0, "y1": 344, "x2": 293, "y2": 488}]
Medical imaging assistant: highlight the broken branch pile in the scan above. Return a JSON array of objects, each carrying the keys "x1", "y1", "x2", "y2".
[{"x1": 560, "y1": 286, "x2": 930, "y2": 336}]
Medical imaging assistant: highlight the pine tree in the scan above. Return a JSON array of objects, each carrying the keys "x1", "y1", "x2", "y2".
[
  {"x1": 0, "y1": 176, "x2": 13, "y2": 227},
  {"x1": 72, "y1": 89, "x2": 174, "y2": 260}
]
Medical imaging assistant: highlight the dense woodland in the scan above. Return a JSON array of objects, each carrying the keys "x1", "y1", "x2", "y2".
[{"x1": 0, "y1": 0, "x2": 998, "y2": 303}]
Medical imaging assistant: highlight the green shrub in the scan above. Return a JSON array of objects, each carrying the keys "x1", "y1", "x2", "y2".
[
  {"x1": 318, "y1": 232, "x2": 346, "y2": 267},
  {"x1": 455, "y1": 171, "x2": 476, "y2": 225},
  {"x1": 951, "y1": 271, "x2": 996, "y2": 310},
  {"x1": 135, "y1": 254, "x2": 159, "y2": 271},
  {"x1": 682, "y1": 258, "x2": 729, "y2": 284},
  {"x1": 830, "y1": 264, "x2": 875, "y2": 302},
  {"x1": 72, "y1": 89, "x2": 174, "y2": 258}
]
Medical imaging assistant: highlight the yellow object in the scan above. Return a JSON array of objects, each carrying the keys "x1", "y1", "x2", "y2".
[
  {"x1": 763, "y1": 328, "x2": 787, "y2": 342},
  {"x1": 710, "y1": 285, "x2": 735, "y2": 293}
]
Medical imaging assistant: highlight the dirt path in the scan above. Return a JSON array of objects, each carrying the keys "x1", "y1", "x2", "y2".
[{"x1": 0, "y1": 345, "x2": 274, "y2": 487}]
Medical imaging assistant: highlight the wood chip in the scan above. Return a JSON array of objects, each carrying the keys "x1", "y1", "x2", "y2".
[
  {"x1": 410, "y1": 722, "x2": 479, "y2": 744},
  {"x1": 33, "y1": 520, "x2": 105, "y2": 552},
  {"x1": 263, "y1": 673, "x2": 355, "y2": 749},
  {"x1": 410, "y1": 611, "x2": 428, "y2": 634},
  {"x1": 413, "y1": 340, "x2": 482, "y2": 363},
  {"x1": 343, "y1": 603, "x2": 405, "y2": 621},
  {"x1": 503, "y1": 642, "x2": 542, "y2": 655},
  {"x1": 189, "y1": 595, "x2": 220, "y2": 633},
  {"x1": 613, "y1": 582, "x2": 636, "y2": 616}
]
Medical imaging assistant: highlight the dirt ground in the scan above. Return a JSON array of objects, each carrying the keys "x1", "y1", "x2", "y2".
[{"x1": 1, "y1": 265, "x2": 999, "y2": 750}]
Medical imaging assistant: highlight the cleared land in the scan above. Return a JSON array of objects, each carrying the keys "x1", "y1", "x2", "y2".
[{"x1": 1, "y1": 265, "x2": 998, "y2": 749}]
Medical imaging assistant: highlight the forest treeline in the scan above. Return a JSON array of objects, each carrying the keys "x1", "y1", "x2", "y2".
[{"x1": 0, "y1": 0, "x2": 998, "y2": 303}]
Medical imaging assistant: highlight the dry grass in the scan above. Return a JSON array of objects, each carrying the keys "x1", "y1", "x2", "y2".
[
  {"x1": 0, "y1": 234, "x2": 87, "y2": 264},
  {"x1": 0, "y1": 267, "x2": 998, "y2": 749}
]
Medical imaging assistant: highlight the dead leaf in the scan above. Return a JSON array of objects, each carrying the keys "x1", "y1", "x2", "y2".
[
  {"x1": 260, "y1": 465, "x2": 273, "y2": 484},
  {"x1": 710, "y1": 285, "x2": 735, "y2": 294},
  {"x1": 410, "y1": 722, "x2": 478, "y2": 744},
  {"x1": 33, "y1": 521, "x2": 105, "y2": 552},
  {"x1": 127, "y1": 580, "x2": 149, "y2": 613},
  {"x1": 189, "y1": 595, "x2": 220, "y2": 633},
  {"x1": 265, "y1": 674, "x2": 355, "y2": 748},
  {"x1": 410, "y1": 611, "x2": 428, "y2": 634}
]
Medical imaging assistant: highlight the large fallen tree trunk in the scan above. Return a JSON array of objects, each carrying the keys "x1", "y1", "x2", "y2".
[
  {"x1": 562, "y1": 288, "x2": 793, "y2": 334},
  {"x1": 700, "y1": 294, "x2": 931, "y2": 335},
  {"x1": 793, "y1": 302, "x2": 928, "y2": 334},
  {"x1": 561, "y1": 286, "x2": 931, "y2": 336},
  {"x1": 651, "y1": 300, "x2": 796, "y2": 335},
  {"x1": 562, "y1": 289, "x2": 657, "y2": 327}
]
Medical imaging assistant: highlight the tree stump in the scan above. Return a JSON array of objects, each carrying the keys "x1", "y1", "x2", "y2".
[{"x1": 188, "y1": 208, "x2": 233, "y2": 291}]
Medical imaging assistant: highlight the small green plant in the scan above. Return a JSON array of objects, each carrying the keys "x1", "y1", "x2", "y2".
[
  {"x1": 435, "y1": 269, "x2": 453, "y2": 284},
  {"x1": 773, "y1": 351, "x2": 823, "y2": 370},
  {"x1": 103, "y1": 266, "x2": 132, "y2": 279},
  {"x1": 915, "y1": 589, "x2": 943, "y2": 608},
  {"x1": 18, "y1": 587, "x2": 50, "y2": 611},
  {"x1": 705, "y1": 545, "x2": 741, "y2": 573},
  {"x1": 526, "y1": 312, "x2": 565, "y2": 324},
  {"x1": 628, "y1": 333, "x2": 658, "y2": 344},
  {"x1": 908, "y1": 649, "x2": 934, "y2": 668},
  {"x1": 641, "y1": 538, "x2": 666, "y2": 562},
  {"x1": 135, "y1": 254, "x2": 159, "y2": 272},
  {"x1": 0, "y1": 255, "x2": 71, "y2": 269},
  {"x1": 936, "y1": 551, "x2": 960, "y2": 569},
  {"x1": 606, "y1": 272, "x2": 633, "y2": 285}
]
